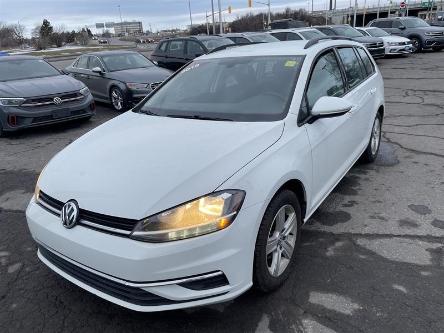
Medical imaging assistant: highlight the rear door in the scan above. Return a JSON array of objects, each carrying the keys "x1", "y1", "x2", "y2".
[
  {"x1": 337, "y1": 47, "x2": 376, "y2": 151},
  {"x1": 70, "y1": 55, "x2": 90, "y2": 84}
]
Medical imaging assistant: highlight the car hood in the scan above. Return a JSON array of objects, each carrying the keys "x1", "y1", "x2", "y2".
[
  {"x1": 382, "y1": 35, "x2": 411, "y2": 43},
  {"x1": 0, "y1": 75, "x2": 84, "y2": 98},
  {"x1": 352, "y1": 36, "x2": 384, "y2": 43},
  {"x1": 39, "y1": 112, "x2": 284, "y2": 219},
  {"x1": 106, "y1": 66, "x2": 173, "y2": 84}
]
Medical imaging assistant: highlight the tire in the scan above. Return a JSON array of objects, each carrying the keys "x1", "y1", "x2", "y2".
[
  {"x1": 109, "y1": 86, "x2": 129, "y2": 112},
  {"x1": 0, "y1": 122, "x2": 5, "y2": 138},
  {"x1": 253, "y1": 190, "x2": 302, "y2": 292},
  {"x1": 410, "y1": 37, "x2": 422, "y2": 53},
  {"x1": 361, "y1": 113, "x2": 382, "y2": 164}
]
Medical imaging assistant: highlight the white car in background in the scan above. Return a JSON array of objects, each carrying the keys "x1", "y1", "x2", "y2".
[
  {"x1": 268, "y1": 27, "x2": 326, "y2": 41},
  {"x1": 357, "y1": 27, "x2": 413, "y2": 55},
  {"x1": 26, "y1": 38, "x2": 384, "y2": 312}
]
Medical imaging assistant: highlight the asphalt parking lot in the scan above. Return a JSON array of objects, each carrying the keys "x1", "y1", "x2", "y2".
[{"x1": 1, "y1": 52, "x2": 443, "y2": 333}]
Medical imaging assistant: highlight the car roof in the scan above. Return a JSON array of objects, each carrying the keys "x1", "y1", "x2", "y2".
[
  {"x1": 269, "y1": 28, "x2": 320, "y2": 33},
  {"x1": 158, "y1": 35, "x2": 225, "y2": 43},
  {"x1": 0, "y1": 55, "x2": 40, "y2": 62},
  {"x1": 83, "y1": 50, "x2": 139, "y2": 56},
  {"x1": 313, "y1": 24, "x2": 351, "y2": 29},
  {"x1": 201, "y1": 39, "x2": 362, "y2": 60}
]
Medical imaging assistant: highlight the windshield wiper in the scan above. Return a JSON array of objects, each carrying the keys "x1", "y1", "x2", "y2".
[
  {"x1": 138, "y1": 109, "x2": 160, "y2": 116},
  {"x1": 166, "y1": 114, "x2": 233, "y2": 121}
]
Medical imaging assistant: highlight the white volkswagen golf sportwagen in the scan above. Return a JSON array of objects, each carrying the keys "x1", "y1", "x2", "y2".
[{"x1": 26, "y1": 38, "x2": 384, "y2": 312}]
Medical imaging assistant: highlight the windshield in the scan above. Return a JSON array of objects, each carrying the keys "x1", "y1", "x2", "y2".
[
  {"x1": 299, "y1": 30, "x2": 325, "y2": 39},
  {"x1": 137, "y1": 55, "x2": 304, "y2": 122},
  {"x1": 0, "y1": 59, "x2": 60, "y2": 81},
  {"x1": 332, "y1": 26, "x2": 364, "y2": 37},
  {"x1": 403, "y1": 18, "x2": 430, "y2": 28},
  {"x1": 101, "y1": 53, "x2": 153, "y2": 71},
  {"x1": 248, "y1": 34, "x2": 279, "y2": 43},
  {"x1": 366, "y1": 27, "x2": 390, "y2": 37},
  {"x1": 201, "y1": 38, "x2": 234, "y2": 51}
]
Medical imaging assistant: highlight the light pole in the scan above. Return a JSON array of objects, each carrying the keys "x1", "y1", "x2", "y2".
[
  {"x1": 117, "y1": 5, "x2": 124, "y2": 35},
  {"x1": 353, "y1": 0, "x2": 357, "y2": 27},
  {"x1": 211, "y1": 0, "x2": 216, "y2": 34},
  {"x1": 188, "y1": 0, "x2": 193, "y2": 29},
  {"x1": 218, "y1": 0, "x2": 223, "y2": 34}
]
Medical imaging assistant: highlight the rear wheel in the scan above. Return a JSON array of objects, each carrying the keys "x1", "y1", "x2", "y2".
[
  {"x1": 254, "y1": 190, "x2": 301, "y2": 292},
  {"x1": 411, "y1": 37, "x2": 422, "y2": 53},
  {"x1": 361, "y1": 113, "x2": 382, "y2": 163},
  {"x1": 110, "y1": 87, "x2": 129, "y2": 112}
]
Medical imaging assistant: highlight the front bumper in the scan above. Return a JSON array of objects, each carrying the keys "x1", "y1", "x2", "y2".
[
  {"x1": 0, "y1": 94, "x2": 95, "y2": 132},
  {"x1": 367, "y1": 47, "x2": 386, "y2": 59},
  {"x1": 26, "y1": 197, "x2": 260, "y2": 311},
  {"x1": 385, "y1": 44, "x2": 413, "y2": 55},
  {"x1": 424, "y1": 36, "x2": 444, "y2": 48}
]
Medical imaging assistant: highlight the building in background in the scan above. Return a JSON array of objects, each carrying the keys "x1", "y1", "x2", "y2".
[{"x1": 114, "y1": 21, "x2": 143, "y2": 36}]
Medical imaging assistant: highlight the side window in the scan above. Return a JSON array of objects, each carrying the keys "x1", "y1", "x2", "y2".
[
  {"x1": 355, "y1": 47, "x2": 375, "y2": 76},
  {"x1": 317, "y1": 28, "x2": 335, "y2": 36},
  {"x1": 167, "y1": 40, "x2": 185, "y2": 57},
  {"x1": 286, "y1": 32, "x2": 302, "y2": 40},
  {"x1": 186, "y1": 41, "x2": 205, "y2": 56},
  {"x1": 88, "y1": 56, "x2": 103, "y2": 70},
  {"x1": 305, "y1": 51, "x2": 345, "y2": 113},
  {"x1": 76, "y1": 56, "x2": 88, "y2": 69},
  {"x1": 392, "y1": 20, "x2": 403, "y2": 28},
  {"x1": 231, "y1": 37, "x2": 249, "y2": 44},
  {"x1": 270, "y1": 32, "x2": 286, "y2": 41},
  {"x1": 159, "y1": 41, "x2": 168, "y2": 52},
  {"x1": 337, "y1": 47, "x2": 366, "y2": 89},
  {"x1": 378, "y1": 20, "x2": 392, "y2": 28}
]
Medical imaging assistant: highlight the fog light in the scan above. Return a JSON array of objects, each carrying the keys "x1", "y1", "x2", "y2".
[{"x1": 8, "y1": 115, "x2": 17, "y2": 126}]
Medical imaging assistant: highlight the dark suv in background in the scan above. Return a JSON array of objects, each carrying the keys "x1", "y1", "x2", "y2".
[
  {"x1": 151, "y1": 35, "x2": 234, "y2": 71},
  {"x1": 313, "y1": 25, "x2": 385, "y2": 58},
  {"x1": 368, "y1": 17, "x2": 444, "y2": 52}
]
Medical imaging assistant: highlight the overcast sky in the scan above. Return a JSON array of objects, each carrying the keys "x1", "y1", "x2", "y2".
[{"x1": 0, "y1": 0, "x2": 377, "y2": 35}]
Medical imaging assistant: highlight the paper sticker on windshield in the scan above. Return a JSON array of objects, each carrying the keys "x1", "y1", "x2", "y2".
[
  {"x1": 183, "y1": 63, "x2": 200, "y2": 73},
  {"x1": 284, "y1": 60, "x2": 298, "y2": 67}
]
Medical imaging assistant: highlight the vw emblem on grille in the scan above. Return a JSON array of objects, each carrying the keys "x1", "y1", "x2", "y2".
[
  {"x1": 61, "y1": 200, "x2": 79, "y2": 229},
  {"x1": 53, "y1": 97, "x2": 62, "y2": 105}
]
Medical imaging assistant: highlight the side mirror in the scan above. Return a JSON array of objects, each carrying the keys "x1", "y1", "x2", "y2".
[
  {"x1": 91, "y1": 67, "x2": 104, "y2": 74},
  {"x1": 399, "y1": 25, "x2": 406, "y2": 30},
  {"x1": 311, "y1": 96, "x2": 353, "y2": 119}
]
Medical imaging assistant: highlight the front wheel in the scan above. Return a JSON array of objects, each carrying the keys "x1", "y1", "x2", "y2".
[
  {"x1": 410, "y1": 37, "x2": 422, "y2": 53},
  {"x1": 361, "y1": 113, "x2": 382, "y2": 164},
  {"x1": 253, "y1": 190, "x2": 301, "y2": 292},
  {"x1": 110, "y1": 87, "x2": 129, "y2": 112}
]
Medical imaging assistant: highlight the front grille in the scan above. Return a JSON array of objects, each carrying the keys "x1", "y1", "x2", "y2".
[
  {"x1": 38, "y1": 191, "x2": 139, "y2": 235},
  {"x1": 22, "y1": 92, "x2": 84, "y2": 107},
  {"x1": 38, "y1": 245, "x2": 177, "y2": 306},
  {"x1": 149, "y1": 81, "x2": 162, "y2": 90},
  {"x1": 366, "y1": 42, "x2": 384, "y2": 48}
]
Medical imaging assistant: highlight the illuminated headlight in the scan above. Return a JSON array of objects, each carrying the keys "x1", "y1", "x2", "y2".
[
  {"x1": 130, "y1": 190, "x2": 245, "y2": 242},
  {"x1": 0, "y1": 98, "x2": 25, "y2": 107},
  {"x1": 126, "y1": 82, "x2": 148, "y2": 90},
  {"x1": 79, "y1": 87, "x2": 90, "y2": 96}
]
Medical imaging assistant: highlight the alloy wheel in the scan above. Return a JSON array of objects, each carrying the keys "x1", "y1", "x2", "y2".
[
  {"x1": 371, "y1": 117, "x2": 381, "y2": 156},
  {"x1": 266, "y1": 204, "x2": 297, "y2": 277},
  {"x1": 111, "y1": 89, "x2": 123, "y2": 111}
]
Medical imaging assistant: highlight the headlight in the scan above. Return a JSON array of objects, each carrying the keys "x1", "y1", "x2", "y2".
[
  {"x1": 126, "y1": 82, "x2": 148, "y2": 90},
  {"x1": 130, "y1": 190, "x2": 245, "y2": 242},
  {"x1": 0, "y1": 98, "x2": 25, "y2": 107},
  {"x1": 388, "y1": 42, "x2": 398, "y2": 46},
  {"x1": 34, "y1": 184, "x2": 40, "y2": 201},
  {"x1": 79, "y1": 87, "x2": 90, "y2": 96},
  {"x1": 424, "y1": 32, "x2": 436, "y2": 36}
]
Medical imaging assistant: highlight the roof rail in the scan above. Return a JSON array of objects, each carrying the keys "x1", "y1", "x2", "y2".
[
  {"x1": 304, "y1": 36, "x2": 354, "y2": 49},
  {"x1": 207, "y1": 42, "x2": 263, "y2": 54}
]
